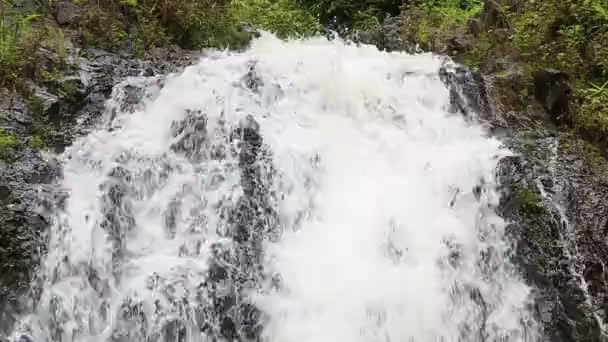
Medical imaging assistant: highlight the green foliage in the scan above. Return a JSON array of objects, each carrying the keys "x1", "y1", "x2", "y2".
[
  {"x1": 352, "y1": 8, "x2": 381, "y2": 31},
  {"x1": 77, "y1": 5, "x2": 127, "y2": 52},
  {"x1": 573, "y1": 79, "x2": 608, "y2": 143},
  {"x1": 47, "y1": 26, "x2": 67, "y2": 65},
  {"x1": 25, "y1": 94, "x2": 53, "y2": 146},
  {"x1": 401, "y1": 0, "x2": 482, "y2": 51},
  {"x1": 108, "y1": 0, "x2": 321, "y2": 53},
  {"x1": 559, "y1": 132, "x2": 608, "y2": 177},
  {"x1": 491, "y1": 0, "x2": 608, "y2": 147},
  {"x1": 29, "y1": 135, "x2": 45, "y2": 149},
  {"x1": 296, "y1": 0, "x2": 401, "y2": 31},
  {"x1": 468, "y1": 0, "x2": 608, "y2": 79},
  {"x1": 514, "y1": 186, "x2": 544, "y2": 216},
  {"x1": 0, "y1": 129, "x2": 20, "y2": 161},
  {"x1": 230, "y1": 0, "x2": 320, "y2": 38},
  {"x1": 0, "y1": 12, "x2": 42, "y2": 89},
  {"x1": 132, "y1": 16, "x2": 170, "y2": 56},
  {"x1": 121, "y1": 0, "x2": 236, "y2": 49}
]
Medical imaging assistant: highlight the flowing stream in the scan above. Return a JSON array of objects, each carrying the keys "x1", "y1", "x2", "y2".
[{"x1": 12, "y1": 34, "x2": 541, "y2": 342}]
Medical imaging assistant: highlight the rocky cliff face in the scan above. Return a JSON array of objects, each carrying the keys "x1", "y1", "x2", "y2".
[
  {"x1": 354, "y1": 3, "x2": 608, "y2": 339},
  {"x1": 442, "y1": 64, "x2": 608, "y2": 341},
  {"x1": 0, "y1": 44, "x2": 199, "y2": 337},
  {"x1": 2, "y1": 2, "x2": 608, "y2": 340}
]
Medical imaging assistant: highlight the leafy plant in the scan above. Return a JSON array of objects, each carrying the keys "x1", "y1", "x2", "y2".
[
  {"x1": 295, "y1": 0, "x2": 401, "y2": 31},
  {"x1": 401, "y1": 0, "x2": 482, "y2": 51},
  {"x1": 0, "y1": 9, "x2": 42, "y2": 88},
  {"x1": 0, "y1": 129, "x2": 20, "y2": 161},
  {"x1": 230, "y1": 0, "x2": 320, "y2": 38},
  {"x1": 584, "y1": 80, "x2": 608, "y2": 98}
]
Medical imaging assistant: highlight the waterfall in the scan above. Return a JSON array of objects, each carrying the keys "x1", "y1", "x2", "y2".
[{"x1": 11, "y1": 33, "x2": 541, "y2": 342}]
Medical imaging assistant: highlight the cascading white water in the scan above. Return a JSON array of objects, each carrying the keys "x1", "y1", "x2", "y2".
[{"x1": 11, "y1": 33, "x2": 541, "y2": 342}]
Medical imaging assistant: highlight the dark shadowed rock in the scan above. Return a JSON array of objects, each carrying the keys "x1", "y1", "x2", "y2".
[
  {"x1": 0, "y1": 42, "x2": 199, "y2": 338},
  {"x1": 443, "y1": 62, "x2": 608, "y2": 341},
  {"x1": 533, "y1": 69, "x2": 572, "y2": 126},
  {"x1": 0, "y1": 149, "x2": 59, "y2": 334},
  {"x1": 0, "y1": 90, "x2": 31, "y2": 136},
  {"x1": 481, "y1": 0, "x2": 509, "y2": 29},
  {"x1": 54, "y1": 1, "x2": 81, "y2": 26},
  {"x1": 468, "y1": 18, "x2": 482, "y2": 37},
  {"x1": 349, "y1": 15, "x2": 410, "y2": 53}
]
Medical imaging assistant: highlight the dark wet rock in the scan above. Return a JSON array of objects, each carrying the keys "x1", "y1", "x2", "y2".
[
  {"x1": 349, "y1": 15, "x2": 410, "y2": 53},
  {"x1": 0, "y1": 40, "x2": 199, "y2": 337},
  {"x1": 533, "y1": 69, "x2": 572, "y2": 126},
  {"x1": 443, "y1": 62, "x2": 608, "y2": 341},
  {"x1": 120, "y1": 84, "x2": 147, "y2": 113},
  {"x1": 443, "y1": 32, "x2": 475, "y2": 55},
  {"x1": 439, "y1": 64, "x2": 489, "y2": 119},
  {"x1": 179, "y1": 111, "x2": 276, "y2": 341},
  {"x1": 468, "y1": 18, "x2": 483, "y2": 37},
  {"x1": 0, "y1": 149, "x2": 59, "y2": 334},
  {"x1": 100, "y1": 165, "x2": 136, "y2": 281},
  {"x1": 0, "y1": 90, "x2": 31, "y2": 136},
  {"x1": 375, "y1": 15, "x2": 407, "y2": 52},
  {"x1": 237, "y1": 22, "x2": 261, "y2": 39},
  {"x1": 170, "y1": 109, "x2": 208, "y2": 159},
  {"x1": 496, "y1": 138, "x2": 608, "y2": 342},
  {"x1": 54, "y1": 1, "x2": 81, "y2": 26},
  {"x1": 481, "y1": 0, "x2": 509, "y2": 29},
  {"x1": 242, "y1": 61, "x2": 263, "y2": 92},
  {"x1": 32, "y1": 86, "x2": 61, "y2": 122},
  {"x1": 143, "y1": 45, "x2": 200, "y2": 75}
]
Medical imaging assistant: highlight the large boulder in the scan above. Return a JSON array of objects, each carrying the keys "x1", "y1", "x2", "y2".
[
  {"x1": 54, "y1": 1, "x2": 81, "y2": 26},
  {"x1": 533, "y1": 69, "x2": 572, "y2": 127}
]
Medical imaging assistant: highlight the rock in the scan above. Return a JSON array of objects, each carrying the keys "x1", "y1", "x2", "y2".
[
  {"x1": 0, "y1": 90, "x2": 31, "y2": 136},
  {"x1": 348, "y1": 15, "x2": 411, "y2": 53},
  {"x1": 481, "y1": 0, "x2": 509, "y2": 29},
  {"x1": 149, "y1": 47, "x2": 169, "y2": 61},
  {"x1": 494, "y1": 28, "x2": 511, "y2": 43},
  {"x1": 533, "y1": 69, "x2": 572, "y2": 126},
  {"x1": 468, "y1": 18, "x2": 483, "y2": 37},
  {"x1": 446, "y1": 61, "x2": 608, "y2": 341},
  {"x1": 0, "y1": 149, "x2": 59, "y2": 334},
  {"x1": 32, "y1": 86, "x2": 61, "y2": 124},
  {"x1": 376, "y1": 16, "x2": 406, "y2": 52},
  {"x1": 237, "y1": 22, "x2": 261, "y2": 39},
  {"x1": 443, "y1": 32, "x2": 474, "y2": 55},
  {"x1": 439, "y1": 64, "x2": 490, "y2": 119},
  {"x1": 54, "y1": 1, "x2": 81, "y2": 26},
  {"x1": 487, "y1": 65, "x2": 528, "y2": 114},
  {"x1": 0, "y1": 41, "x2": 199, "y2": 337}
]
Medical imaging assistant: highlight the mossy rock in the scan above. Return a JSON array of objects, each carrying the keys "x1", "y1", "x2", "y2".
[
  {"x1": 0, "y1": 130, "x2": 22, "y2": 162},
  {"x1": 513, "y1": 185, "x2": 544, "y2": 216}
]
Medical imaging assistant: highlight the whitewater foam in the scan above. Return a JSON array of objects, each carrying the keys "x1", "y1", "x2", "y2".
[{"x1": 11, "y1": 33, "x2": 540, "y2": 342}]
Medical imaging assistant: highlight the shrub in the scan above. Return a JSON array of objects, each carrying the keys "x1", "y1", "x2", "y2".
[
  {"x1": 295, "y1": 0, "x2": 401, "y2": 32},
  {"x1": 0, "y1": 13, "x2": 42, "y2": 89},
  {"x1": 119, "y1": 0, "x2": 234, "y2": 49},
  {"x1": 573, "y1": 80, "x2": 608, "y2": 144},
  {"x1": 230, "y1": 0, "x2": 320, "y2": 39},
  {"x1": 0, "y1": 129, "x2": 20, "y2": 162},
  {"x1": 77, "y1": 5, "x2": 127, "y2": 52},
  {"x1": 497, "y1": 0, "x2": 608, "y2": 144},
  {"x1": 401, "y1": 0, "x2": 482, "y2": 51}
]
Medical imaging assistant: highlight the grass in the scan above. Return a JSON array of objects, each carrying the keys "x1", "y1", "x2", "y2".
[
  {"x1": 401, "y1": 0, "x2": 482, "y2": 52},
  {"x1": 0, "y1": 129, "x2": 20, "y2": 161},
  {"x1": 513, "y1": 186, "x2": 544, "y2": 216},
  {"x1": 230, "y1": 0, "x2": 320, "y2": 39},
  {"x1": 398, "y1": 0, "x2": 608, "y2": 154}
]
